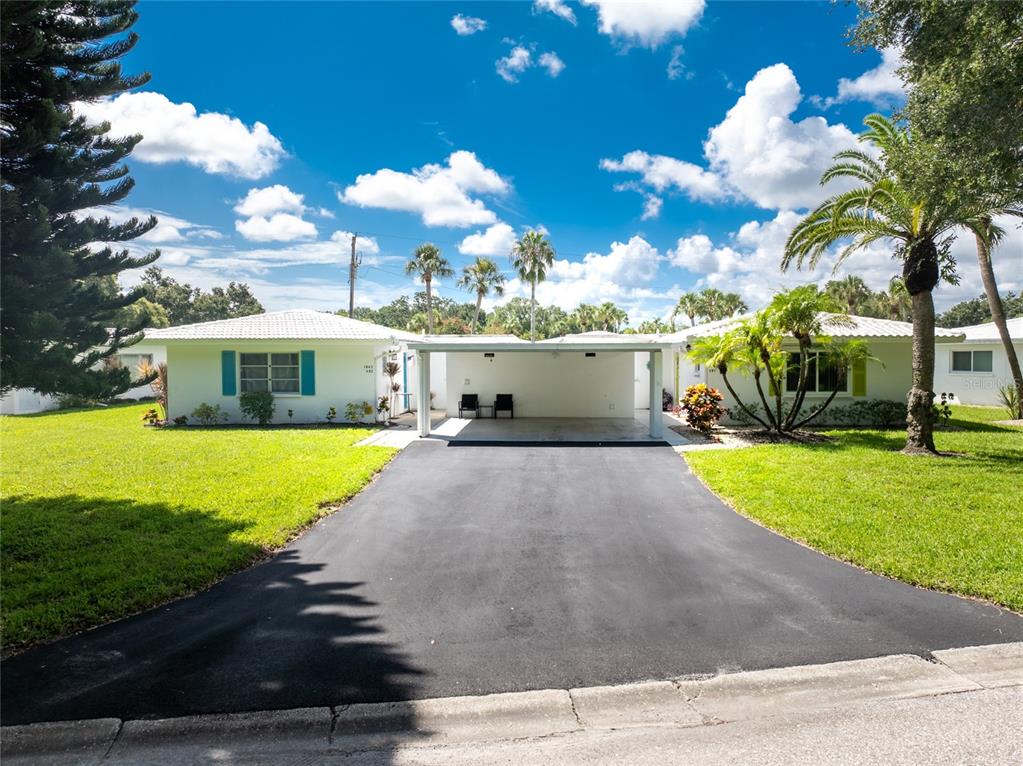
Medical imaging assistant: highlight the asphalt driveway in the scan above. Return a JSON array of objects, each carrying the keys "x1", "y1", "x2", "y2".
[{"x1": 3, "y1": 442, "x2": 1021, "y2": 724}]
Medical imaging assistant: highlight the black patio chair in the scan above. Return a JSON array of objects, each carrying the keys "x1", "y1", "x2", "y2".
[
  {"x1": 458, "y1": 393, "x2": 481, "y2": 418},
  {"x1": 494, "y1": 393, "x2": 514, "y2": 419}
]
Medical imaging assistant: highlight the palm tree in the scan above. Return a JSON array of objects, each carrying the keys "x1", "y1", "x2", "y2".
[
  {"x1": 875, "y1": 277, "x2": 912, "y2": 321},
  {"x1": 511, "y1": 230, "x2": 555, "y2": 341},
  {"x1": 457, "y1": 257, "x2": 505, "y2": 333},
  {"x1": 673, "y1": 292, "x2": 703, "y2": 328},
  {"x1": 405, "y1": 243, "x2": 453, "y2": 334},
  {"x1": 826, "y1": 275, "x2": 872, "y2": 315},
  {"x1": 700, "y1": 289, "x2": 748, "y2": 321},
  {"x1": 768, "y1": 285, "x2": 851, "y2": 429},
  {"x1": 971, "y1": 213, "x2": 1023, "y2": 417},
  {"x1": 596, "y1": 302, "x2": 628, "y2": 332},
  {"x1": 783, "y1": 113, "x2": 984, "y2": 454},
  {"x1": 717, "y1": 291, "x2": 748, "y2": 319}
]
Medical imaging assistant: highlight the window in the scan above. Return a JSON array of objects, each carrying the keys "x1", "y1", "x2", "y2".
[
  {"x1": 239, "y1": 352, "x2": 300, "y2": 393},
  {"x1": 116, "y1": 353, "x2": 153, "y2": 372},
  {"x1": 951, "y1": 350, "x2": 993, "y2": 373},
  {"x1": 785, "y1": 351, "x2": 848, "y2": 394}
]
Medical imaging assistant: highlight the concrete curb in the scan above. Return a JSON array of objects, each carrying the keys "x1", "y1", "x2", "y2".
[{"x1": 4, "y1": 643, "x2": 1020, "y2": 764}]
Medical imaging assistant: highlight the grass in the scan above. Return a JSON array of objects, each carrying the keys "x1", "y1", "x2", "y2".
[
  {"x1": 1, "y1": 403, "x2": 396, "y2": 652},
  {"x1": 686, "y1": 405, "x2": 1023, "y2": 611}
]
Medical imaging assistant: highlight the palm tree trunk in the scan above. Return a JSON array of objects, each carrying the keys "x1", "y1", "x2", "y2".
[
  {"x1": 752, "y1": 370, "x2": 779, "y2": 431},
  {"x1": 975, "y1": 225, "x2": 1023, "y2": 417},
  {"x1": 719, "y1": 367, "x2": 771, "y2": 429},
  {"x1": 472, "y1": 292, "x2": 482, "y2": 334},
  {"x1": 905, "y1": 289, "x2": 938, "y2": 454},
  {"x1": 784, "y1": 343, "x2": 810, "y2": 430},
  {"x1": 792, "y1": 388, "x2": 841, "y2": 429},
  {"x1": 529, "y1": 280, "x2": 536, "y2": 341},
  {"x1": 426, "y1": 276, "x2": 434, "y2": 334}
]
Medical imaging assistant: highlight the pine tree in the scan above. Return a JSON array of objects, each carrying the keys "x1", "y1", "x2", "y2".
[{"x1": 1, "y1": 1, "x2": 160, "y2": 396}]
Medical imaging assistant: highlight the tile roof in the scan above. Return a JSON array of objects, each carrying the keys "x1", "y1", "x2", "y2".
[
  {"x1": 956, "y1": 317, "x2": 1023, "y2": 342},
  {"x1": 144, "y1": 310, "x2": 420, "y2": 342},
  {"x1": 678, "y1": 313, "x2": 965, "y2": 341}
]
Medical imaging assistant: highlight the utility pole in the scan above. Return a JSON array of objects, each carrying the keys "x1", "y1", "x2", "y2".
[{"x1": 347, "y1": 232, "x2": 362, "y2": 318}]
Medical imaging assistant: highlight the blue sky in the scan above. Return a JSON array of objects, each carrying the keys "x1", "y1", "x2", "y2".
[{"x1": 81, "y1": 1, "x2": 1020, "y2": 323}]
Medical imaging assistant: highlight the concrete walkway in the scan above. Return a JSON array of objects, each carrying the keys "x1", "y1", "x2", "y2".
[
  {"x1": 4, "y1": 643, "x2": 1020, "y2": 764},
  {"x1": 358, "y1": 410, "x2": 693, "y2": 448}
]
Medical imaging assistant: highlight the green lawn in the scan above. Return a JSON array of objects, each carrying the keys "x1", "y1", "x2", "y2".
[
  {"x1": 1, "y1": 403, "x2": 396, "y2": 652},
  {"x1": 686, "y1": 406, "x2": 1023, "y2": 611}
]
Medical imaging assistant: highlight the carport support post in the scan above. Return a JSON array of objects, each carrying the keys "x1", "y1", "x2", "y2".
[
  {"x1": 416, "y1": 350, "x2": 431, "y2": 437},
  {"x1": 649, "y1": 349, "x2": 663, "y2": 439}
]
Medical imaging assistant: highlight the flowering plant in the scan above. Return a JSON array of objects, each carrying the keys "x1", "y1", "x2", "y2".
[{"x1": 680, "y1": 384, "x2": 724, "y2": 433}]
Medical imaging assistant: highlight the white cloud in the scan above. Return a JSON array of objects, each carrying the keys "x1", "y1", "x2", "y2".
[
  {"x1": 78, "y1": 205, "x2": 222, "y2": 243},
  {"x1": 703, "y1": 63, "x2": 861, "y2": 210},
  {"x1": 534, "y1": 0, "x2": 577, "y2": 25},
  {"x1": 601, "y1": 64, "x2": 868, "y2": 215},
  {"x1": 666, "y1": 45, "x2": 691, "y2": 81},
  {"x1": 316, "y1": 208, "x2": 336, "y2": 219},
  {"x1": 539, "y1": 51, "x2": 566, "y2": 78},
  {"x1": 818, "y1": 48, "x2": 904, "y2": 108},
  {"x1": 233, "y1": 184, "x2": 306, "y2": 217},
  {"x1": 340, "y1": 150, "x2": 509, "y2": 228},
  {"x1": 75, "y1": 92, "x2": 285, "y2": 179},
  {"x1": 666, "y1": 211, "x2": 1023, "y2": 312},
  {"x1": 235, "y1": 213, "x2": 317, "y2": 243},
  {"x1": 330, "y1": 230, "x2": 381, "y2": 255},
  {"x1": 601, "y1": 150, "x2": 724, "y2": 201},
  {"x1": 451, "y1": 14, "x2": 487, "y2": 36},
  {"x1": 580, "y1": 0, "x2": 705, "y2": 49},
  {"x1": 497, "y1": 46, "x2": 533, "y2": 83},
  {"x1": 641, "y1": 194, "x2": 663, "y2": 220},
  {"x1": 459, "y1": 223, "x2": 518, "y2": 257},
  {"x1": 554, "y1": 236, "x2": 661, "y2": 286}
]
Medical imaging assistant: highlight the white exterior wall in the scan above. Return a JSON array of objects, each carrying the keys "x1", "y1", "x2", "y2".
[
  {"x1": 933, "y1": 341, "x2": 1023, "y2": 406},
  {"x1": 634, "y1": 346, "x2": 678, "y2": 409},
  {"x1": 165, "y1": 340, "x2": 391, "y2": 424},
  {"x1": 116, "y1": 342, "x2": 167, "y2": 399},
  {"x1": 0, "y1": 388, "x2": 59, "y2": 415},
  {"x1": 703, "y1": 339, "x2": 916, "y2": 423},
  {"x1": 444, "y1": 350, "x2": 635, "y2": 418}
]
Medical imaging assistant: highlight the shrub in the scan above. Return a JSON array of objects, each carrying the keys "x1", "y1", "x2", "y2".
[
  {"x1": 326, "y1": 406, "x2": 337, "y2": 423},
  {"x1": 827, "y1": 400, "x2": 907, "y2": 427},
  {"x1": 173, "y1": 415, "x2": 188, "y2": 426},
  {"x1": 57, "y1": 393, "x2": 99, "y2": 409},
  {"x1": 728, "y1": 402, "x2": 761, "y2": 427},
  {"x1": 680, "y1": 384, "x2": 725, "y2": 433},
  {"x1": 141, "y1": 408, "x2": 161, "y2": 425},
  {"x1": 191, "y1": 403, "x2": 227, "y2": 426},
  {"x1": 662, "y1": 388, "x2": 674, "y2": 412},
  {"x1": 239, "y1": 390, "x2": 275, "y2": 425},
  {"x1": 344, "y1": 401, "x2": 373, "y2": 423},
  {"x1": 997, "y1": 383, "x2": 1021, "y2": 419},
  {"x1": 933, "y1": 393, "x2": 952, "y2": 427}
]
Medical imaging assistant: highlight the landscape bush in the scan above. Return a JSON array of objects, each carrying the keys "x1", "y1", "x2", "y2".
[
  {"x1": 191, "y1": 403, "x2": 228, "y2": 426},
  {"x1": 239, "y1": 390, "x2": 275, "y2": 425},
  {"x1": 344, "y1": 401, "x2": 373, "y2": 424},
  {"x1": 680, "y1": 384, "x2": 725, "y2": 433}
]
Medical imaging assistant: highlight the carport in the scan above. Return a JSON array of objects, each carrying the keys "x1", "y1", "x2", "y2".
[{"x1": 407, "y1": 335, "x2": 666, "y2": 440}]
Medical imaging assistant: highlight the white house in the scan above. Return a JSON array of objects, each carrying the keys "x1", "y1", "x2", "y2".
[
  {"x1": 144, "y1": 310, "x2": 417, "y2": 423},
  {"x1": 0, "y1": 341, "x2": 167, "y2": 415},
  {"x1": 933, "y1": 317, "x2": 1023, "y2": 407},
  {"x1": 671, "y1": 314, "x2": 966, "y2": 423}
]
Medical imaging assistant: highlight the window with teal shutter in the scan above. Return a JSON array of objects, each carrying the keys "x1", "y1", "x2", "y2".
[
  {"x1": 300, "y1": 350, "x2": 315, "y2": 395},
  {"x1": 221, "y1": 351, "x2": 237, "y2": 396}
]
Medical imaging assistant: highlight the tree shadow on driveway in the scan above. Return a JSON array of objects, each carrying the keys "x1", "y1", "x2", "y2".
[{"x1": 2, "y1": 545, "x2": 424, "y2": 728}]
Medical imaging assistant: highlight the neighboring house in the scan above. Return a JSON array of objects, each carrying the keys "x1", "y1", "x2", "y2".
[
  {"x1": 0, "y1": 342, "x2": 167, "y2": 415},
  {"x1": 144, "y1": 310, "x2": 418, "y2": 423},
  {"x1": 672, "y1": 314, "x2": 965, "y2": 423},
  {"x1": 933, "y1": 317, "x2": 1023, "y2": 407}
]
